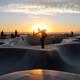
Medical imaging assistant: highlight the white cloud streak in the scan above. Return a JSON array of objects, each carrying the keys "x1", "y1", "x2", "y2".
[{"x1": 0, "y1": 1, "x2": 80, "y2": 15}]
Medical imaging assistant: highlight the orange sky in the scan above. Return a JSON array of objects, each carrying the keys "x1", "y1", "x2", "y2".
[
  {"x1": 0, "y1": 13, "x2": 80, "y2": 33},
  {"x1": 0, "y1": 23, "x2": 80, "y2": 33},
  {"x1": 0, "y1": 0, "x2": 80, "y2": 33}
]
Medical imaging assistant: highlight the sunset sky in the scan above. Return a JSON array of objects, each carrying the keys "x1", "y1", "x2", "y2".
[{"x1": 0, "y1": 0, "x2": 80, "y2": 33}]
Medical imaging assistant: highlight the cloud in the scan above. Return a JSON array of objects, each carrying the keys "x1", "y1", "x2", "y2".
[{"x1": 0, "y1": 0, "x2": 80, "y2": 14}]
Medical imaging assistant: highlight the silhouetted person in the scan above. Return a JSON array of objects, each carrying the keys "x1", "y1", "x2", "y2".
[
  {"x1": 33, "y1": 28, "x2": 47, "y2": 48},
  {"x1": 38, "y1": 29, "x2": 47, "y2": 48},
  {"x1": 15, "y1": 30, "x2": 18, "y2": 37},
  {"x1": 21, "y1": 37, "x2": 24, "y2": 41}
]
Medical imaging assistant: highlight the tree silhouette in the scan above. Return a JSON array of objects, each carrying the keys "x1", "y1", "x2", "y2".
[
  {"x1": 1, "y1": 30, "x2": 4, "y2": 37},
  {"x1": 70, "y1": 31, "x2": 74, "y2": 37},
  {"x1": 0, "y1": 30, "x2": 5, "y2": 39}
]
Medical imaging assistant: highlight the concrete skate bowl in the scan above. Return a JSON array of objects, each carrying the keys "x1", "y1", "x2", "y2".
[
  {"x1": 0, "y1": 48, "x2": 27, "y2": 75},
  {"x1": 0, "y1": 42, "x2": 5, "y2": 45},
  {"x1": 57, "y1": 43, "x2": 80, "y2": 68},
  {"x1": 0, "y1": 47, "x2": 62, "y2": 75},
  {"x1": 1, "y1": 46, "x2": 80, "y2": 75}
]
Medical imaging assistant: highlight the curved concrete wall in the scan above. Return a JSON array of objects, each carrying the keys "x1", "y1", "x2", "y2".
[
  {"x1": 57, "y1": 43, "x2": 80, "y2": 73},
  {"x1": 0, "y1": 47, "x2": 65, "y2": 75},
  {"x1": 57, "y1": 43, "x2": 80, "y2": 66},
  {"x1": 0, "y1": 43, "x2": 80, "y2": 75}
]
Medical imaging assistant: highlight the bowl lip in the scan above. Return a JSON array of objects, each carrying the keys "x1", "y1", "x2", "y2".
[
  {"x1": 0, "y1": 45, "x2": 54, "y2": 52},
  {"x1": 56, "y1": 42, "x2": 80, "y2": 67},
  {"x1": 0, "y1": 69, "x2": 80, "y2": 79},
  {"x1": 56, "y1": 42, "x2": 80, "y2": 47}
]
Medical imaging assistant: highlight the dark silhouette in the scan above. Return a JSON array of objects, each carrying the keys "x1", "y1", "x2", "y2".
[
  {"x1": 33, "y1": 28, "x2": 47, "y2": 48},
  {"x1": 21, "y1": 37, "x2": 24, "y2": 41},
  {"x1": 15, "y1": 30, "x2": 18, "y2": 37},
  {"x1": 33, "y1": 30, "x2": 35, "y2": 36},
  {"x1": 70, "y1": 31, "x2": 74, "y2": 37},
  {"x1": 11, "y1": 33, "x2": 15, "y2": 38},
  {"x1": 1, "y1": 30, "x2": 4, "y2": 37},
  {"x1": 0, "y1": 30, "x2": 6, "y2": 39}
]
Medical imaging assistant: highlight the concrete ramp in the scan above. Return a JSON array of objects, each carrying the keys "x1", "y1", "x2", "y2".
[
  {"x1": 0, "y1": 47, "x2": 60, "y2": 75},
  {"x1": 1, "y1": 43, "x2": 80, "y2": 75},
  {"x1": 9, "y1": 37, "x2": 29, "y2": 46},
  {"x1": 57, "y1": 43, "x2": 80, "y2": 67}
]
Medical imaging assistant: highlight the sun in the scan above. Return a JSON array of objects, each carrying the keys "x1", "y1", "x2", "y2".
[{"x1": 33, "y1": 22, "x2": 48, "y2": 32}]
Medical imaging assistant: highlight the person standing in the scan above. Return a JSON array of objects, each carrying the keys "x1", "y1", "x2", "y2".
[{"x1": 33, "y1": 28, "x2": 47, "y2": 48}]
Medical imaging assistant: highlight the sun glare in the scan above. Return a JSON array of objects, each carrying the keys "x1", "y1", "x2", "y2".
[{"x1": 33, "y1": 22, "x2": 48, "y2": 32}]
